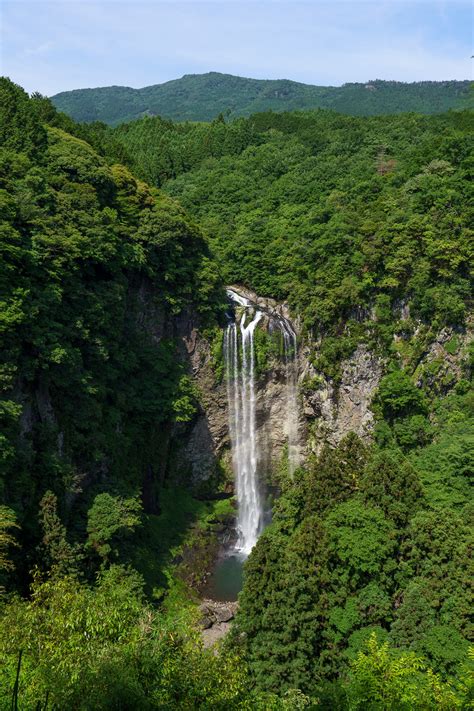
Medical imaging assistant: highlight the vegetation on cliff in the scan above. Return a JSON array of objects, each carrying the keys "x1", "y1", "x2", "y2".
[
  {"x1": 79, "y1": 104, "x2": 471, "y2": 390},
  {"x1": 234, "y1": 389, "x2": 473, "y2": 703},
  {"x1": 163, "y1": 109, "x2": 472, "y2": 377},
  {"x1": 68, "y1": 103, "x2": 472, "y2": 376},
  {"x1": 0, "y1": 77, "x2": 228, "y2": 591},
  {"x1": 0, "y1": 77, "x2": 472, "y2": 708}
]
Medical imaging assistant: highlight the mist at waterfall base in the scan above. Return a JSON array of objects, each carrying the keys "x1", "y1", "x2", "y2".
[{"x1": 205, "y1": 289, "x2": 299, "y2": 602}]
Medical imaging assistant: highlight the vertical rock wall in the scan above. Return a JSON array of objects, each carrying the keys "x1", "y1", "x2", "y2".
[
  {"x1": 176, "y1": 286, "x2": 383, "y2": 486},
  {"x1": 168, "y1": 289, "x2": 472, "y2": 487}
]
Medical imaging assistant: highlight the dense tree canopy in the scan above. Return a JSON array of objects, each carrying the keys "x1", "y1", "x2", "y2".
[
  {"x1": 0, "y1": 77, "x2": 224, "y2": 583},
  {"x1": 51, "y1": 72, "x2": 472, "y2": 124},
  {"x1": 81, "y1": 105, "x2": 473, "y2": 380},
  {"x1": 0, "y1": 77, "x2": 472, "y2": 708},
  {"x1": 163, "y1": 110, "x2": 473, "y2": 350},
  {"x1": 234, "y1": 386, "x2": 473, "y2": 701}
]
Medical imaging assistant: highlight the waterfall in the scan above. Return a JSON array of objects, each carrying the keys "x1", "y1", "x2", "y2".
[
  {"x1": 225, "y1": 289, "x2": 300, "y2": 556},
  {"x1": 224, "y1": 306, "x2": 263, "y2": 556}
]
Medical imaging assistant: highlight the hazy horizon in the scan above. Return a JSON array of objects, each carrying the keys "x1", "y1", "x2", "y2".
[
  {"x1": 51, "y1": 70, "x2": 472, "y2": 98},
  {"x1": 1, "y1": 0, "x2": 472, "y2": 97}
]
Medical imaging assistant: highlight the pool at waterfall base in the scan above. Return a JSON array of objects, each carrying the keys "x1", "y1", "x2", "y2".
[{"x1": 203, "y1": 552, "x2": 245, "y2": 602}]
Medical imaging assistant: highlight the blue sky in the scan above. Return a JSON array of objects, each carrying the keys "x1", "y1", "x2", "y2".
[{"x1": 1, "y1": 0, "x2": 472, "y2": 96}]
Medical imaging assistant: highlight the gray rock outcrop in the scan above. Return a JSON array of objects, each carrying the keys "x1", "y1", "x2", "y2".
[
  {"x1": 199, "y1": 599, "x2": 238, "y2": 648},
  {"x1": 302, "y1": 344, "x2": 383, "y2": 454}
]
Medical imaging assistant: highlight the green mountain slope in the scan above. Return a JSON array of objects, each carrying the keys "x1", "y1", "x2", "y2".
[
  {"x1": 51, "y1": 72, "x2": 472, "y2": 124},
  {"x1": 0, "y1": 76, "x2": 224, "y2": 578},
  {"x1": 1, "y1": 78, "x2": 473, "y2": 709},
  {"x1": 162, "y1": 110, "x2": 473, "y2": 358}
]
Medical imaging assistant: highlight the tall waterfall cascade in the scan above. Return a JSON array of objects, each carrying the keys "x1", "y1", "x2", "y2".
[{"x1": 224, "y1": 288, "x2": 300, "y2": 556}]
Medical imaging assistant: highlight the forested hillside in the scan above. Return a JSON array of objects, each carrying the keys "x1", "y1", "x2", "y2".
[
  {"x1": 1, "y1": 77, "x2": 473, "y2": 709},
  {"x1": 0, "y1": 78, "x2": 254, "y2": 708},
  {"x1": 158, "y1": 107, "x2": 473, "y2": 703},
  {"x1": 0, "y1": 77, "x2": 225, "y2": 551},
  {"x1": 51, "y1": 72, "x2": 472, "y2": 124},
  {"x1": 83, "y1": 106, "x2": 473, "y2": 379}
]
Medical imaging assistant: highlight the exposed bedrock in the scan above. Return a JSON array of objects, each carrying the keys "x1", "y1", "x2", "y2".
[
  {"x1": 301, "y1": 344, "x2": 383, "y2": 455},
  {"x1": 176, "y1": 286, "x2": 379, "y2": 484},
  {"x1": 177, "y1": 289, "x2": 472, "y2": 483}
]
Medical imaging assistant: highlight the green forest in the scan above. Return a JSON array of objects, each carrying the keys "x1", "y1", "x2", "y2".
[
  {"x1": 1, "y1": 76, "x2": 473, "y2": 709},
  {"x1": 51, "y1": 72, "x2": 473, "y2": 125}
]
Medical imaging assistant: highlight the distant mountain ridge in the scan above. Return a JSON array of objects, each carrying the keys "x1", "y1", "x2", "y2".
[{"x1": 51, "y1": 72, "x2": 472, "y2": 125}]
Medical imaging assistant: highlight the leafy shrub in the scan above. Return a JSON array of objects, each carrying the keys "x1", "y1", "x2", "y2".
[{"x1": 375, "y1": 371, "x2": 427, "y2": 421}]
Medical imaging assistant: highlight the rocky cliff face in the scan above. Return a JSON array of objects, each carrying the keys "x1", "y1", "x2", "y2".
[
  {"x1": 175, "y1": 292, "x2": 380, "y2": 485},
  {"x1": 176, "y1": 287, "x2": 380, "y2": 485},
  {"x1": 301, "y1": 344, "x2": 383, "y2": 454},
  {"x1": 413, "y1": 325, "x2": 472, "y2": 395},
  {"x1": 176, "y1": 290, "x2": 472, "y2": 485},
  {"x1": 173, "y1": 326, "x2": 230, "y2": 486}
]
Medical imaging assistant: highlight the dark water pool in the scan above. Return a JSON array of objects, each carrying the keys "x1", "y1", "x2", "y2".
[{"x1": 203, "y1": 553, "x2": 244, "y2": 601}]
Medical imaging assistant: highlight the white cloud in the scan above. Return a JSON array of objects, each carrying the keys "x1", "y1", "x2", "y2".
[{"x1": 24, "y1": 40, "x2": 55, "y2": 56}]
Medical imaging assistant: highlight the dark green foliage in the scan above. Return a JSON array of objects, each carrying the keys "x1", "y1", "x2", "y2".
[
  {"x1": 375, "y1": 371, "x2": 427, "y2": 421},
  {"x1": 0, "y1": 77, "x2": 47, "y2": 156},
  {"x1": 1, "y1": 76, "x2": 472, "y2": 708},
  {"x1": 38, "y1": 491, "x2": 82, "y2": 575},
  {"x1": 107, "y1": 113, "x2": 261, "y2": 187},
  {"x1": 0, "y1": 566, "x2": 259, "y2": 710},
  {"x1": 407, "y1": 391, "x2": 473, "y2": 509},
  {"x1": 235, "y1": 439, "x2": 394, "y2": 691},
  {"x1": 0, "y1": 505, "x2": 19, "y2": 578},
  {"x1": 236, "y1": 391, "x2": 472, "y2": 695},
  {"x1": 302, "y1": 433, "x2": 368, "y2": 516},
  {"x1": 51, "y1": 72, "x2": 472, "y2": 125},
  {"x1": 325, "y1": 499, "x2": 397, "y2": 582},
  {"x1": 373, "y1": 372, "x2": 432, "y2": 451},
  {"x1": 360, "y1": 451, "x2": 423, "y2": 526},
  {"x1": 234, "y1": 514, "x2": 328, "y2": 693},
  {"x1": 391, "y1": 414, "x2": 433, "y2": 450},
  {"x1": 86, "y1": 493, "x2": 142, "y2": 561},
  {"x1": 0, "y1": 78, "x2": 224, "y2": 584},
  {"x1": 157, "y1": 108, "x2": 472, "y2": 369},
  {"x1": 59, "y1": 96, "x2": 473, "y2": 381},
  {"x1": 1, "y1": 567, "x2": 469, "y2": 708},
  {"x1": 344, "y1": 634, "x2": 466, "y2": 710},
  {"x1": 392, "y1": 507, "x2": 472, "y2": 675},
  {"x1": 0, "y1": 79, "x2": 266, "y2": 708}
]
